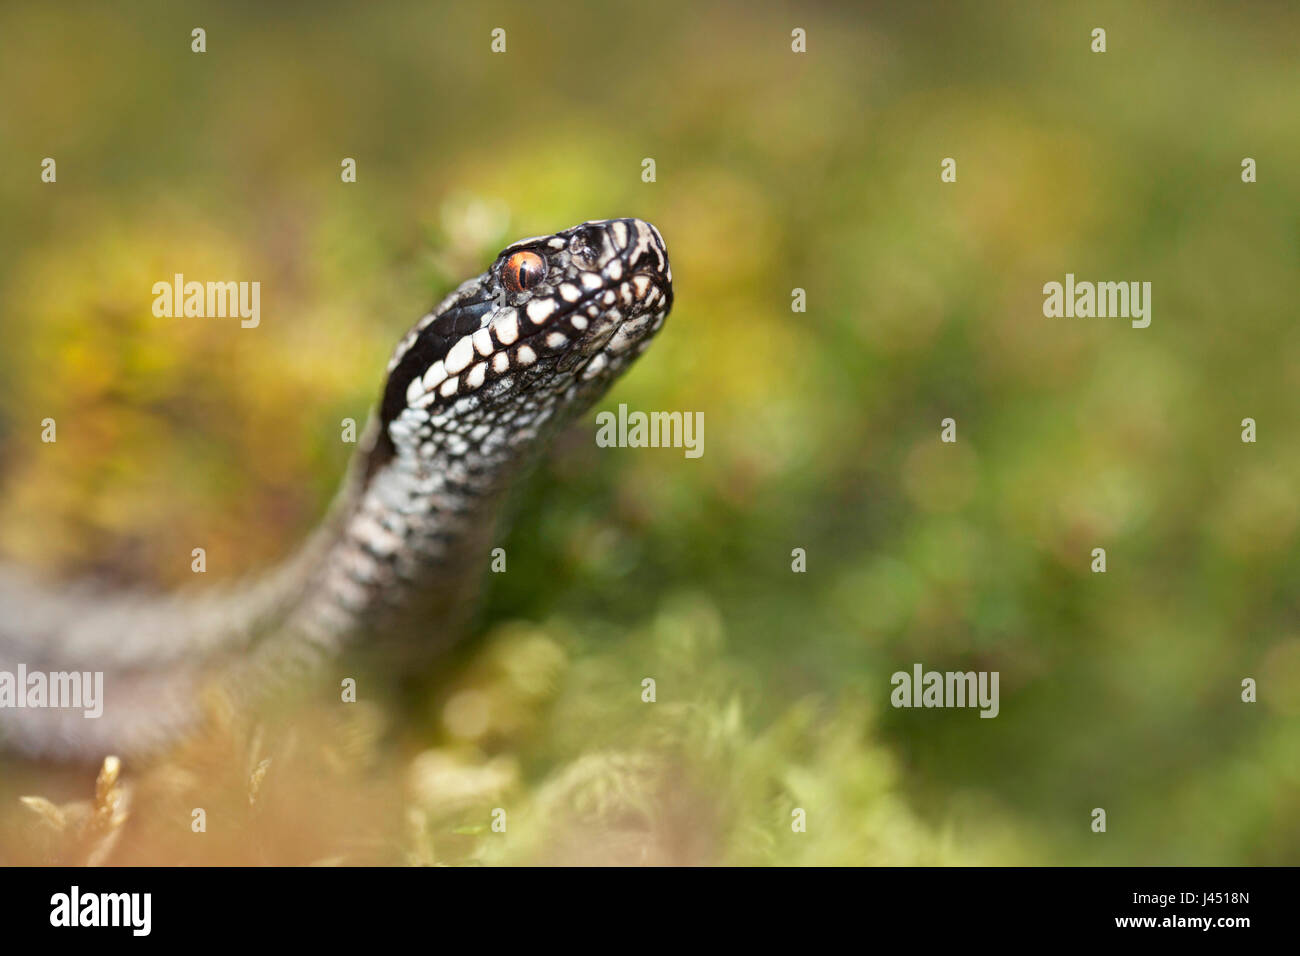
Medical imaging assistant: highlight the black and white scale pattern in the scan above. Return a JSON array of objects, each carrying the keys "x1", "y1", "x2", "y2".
[{"x1": 0, "y1": 218, "x2": 673, "y2": 758}]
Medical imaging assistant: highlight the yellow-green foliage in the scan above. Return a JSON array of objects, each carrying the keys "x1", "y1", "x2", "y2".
[{"x1": 1, "y1": 1, "x2": 1297, "y2": 865}]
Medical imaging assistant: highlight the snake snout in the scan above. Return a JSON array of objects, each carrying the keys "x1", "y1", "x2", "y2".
[{"x1": 604, "y1": 217, "x2": 671, "y2": 285}]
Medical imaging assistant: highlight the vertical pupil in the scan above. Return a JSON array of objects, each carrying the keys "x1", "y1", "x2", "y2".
[{"x1": 507, "y1": 252, "x2": 543, "y2": 292}]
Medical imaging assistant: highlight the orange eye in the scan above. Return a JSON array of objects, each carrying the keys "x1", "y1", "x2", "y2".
[{"x1": 503, "y1": 251, "x2": 546, "y2": 294}]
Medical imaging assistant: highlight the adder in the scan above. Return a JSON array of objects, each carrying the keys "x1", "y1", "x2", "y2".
[{"x1": 0, "y1": 217, "x2": 673, "y2": 759}]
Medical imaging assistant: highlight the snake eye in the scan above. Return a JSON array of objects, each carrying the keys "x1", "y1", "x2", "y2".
[{"x1": 503, "y1": 251, "x2": 546, "y2": 294}]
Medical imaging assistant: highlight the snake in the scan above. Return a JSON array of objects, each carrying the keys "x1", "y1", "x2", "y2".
[{"x1": 0, "y1": 217, "x2": 673, "y2": 760}]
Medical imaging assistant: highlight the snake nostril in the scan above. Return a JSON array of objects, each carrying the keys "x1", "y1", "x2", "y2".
[{"x1": 571, "y1": 226, "x2": 606, "y2": 266}]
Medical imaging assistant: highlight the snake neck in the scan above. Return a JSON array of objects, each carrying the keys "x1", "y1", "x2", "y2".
[
  {"x1": 278, "y1": 415, "x2": 524, "y2": 655},
  {"x1": 0, "y1": 416, "x2": 529, "y2": 759}
]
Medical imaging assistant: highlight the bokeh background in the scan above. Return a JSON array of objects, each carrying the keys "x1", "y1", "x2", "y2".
[{"x1": 0, "y1": 1, "x2": 1297, "y2": 864}]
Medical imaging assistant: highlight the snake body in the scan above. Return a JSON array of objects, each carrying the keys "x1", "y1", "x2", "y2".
[{"x1": 0, "y1": 218, "x2": 673, "y2": 759}]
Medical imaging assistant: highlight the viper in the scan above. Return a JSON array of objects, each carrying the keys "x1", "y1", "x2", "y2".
[{"x1": 0, "y1": 217, "x2": 673, "y2": 760}]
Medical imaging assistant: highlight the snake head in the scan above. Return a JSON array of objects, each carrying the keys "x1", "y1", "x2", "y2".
[
  {"x1": 489, "y1": 217, "x2": 673, "y2": 364},
  {"x1": 377, "y1": 218, "x2": 673, "y2": 465}
]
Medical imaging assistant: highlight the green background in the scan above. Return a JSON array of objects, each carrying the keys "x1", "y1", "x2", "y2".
[{"x1": 0, "y1": 1, "x2": 1296, "y2": 864}]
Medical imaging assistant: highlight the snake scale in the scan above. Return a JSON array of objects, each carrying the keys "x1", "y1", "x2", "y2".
[{"x1": 0, "y1": 218, "x2": 673, "y2": 760}]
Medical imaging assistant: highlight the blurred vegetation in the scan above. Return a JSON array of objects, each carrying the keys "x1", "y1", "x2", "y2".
[{"x1": 0, "y1": 1, "x2": 1297, "y2": 864}]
